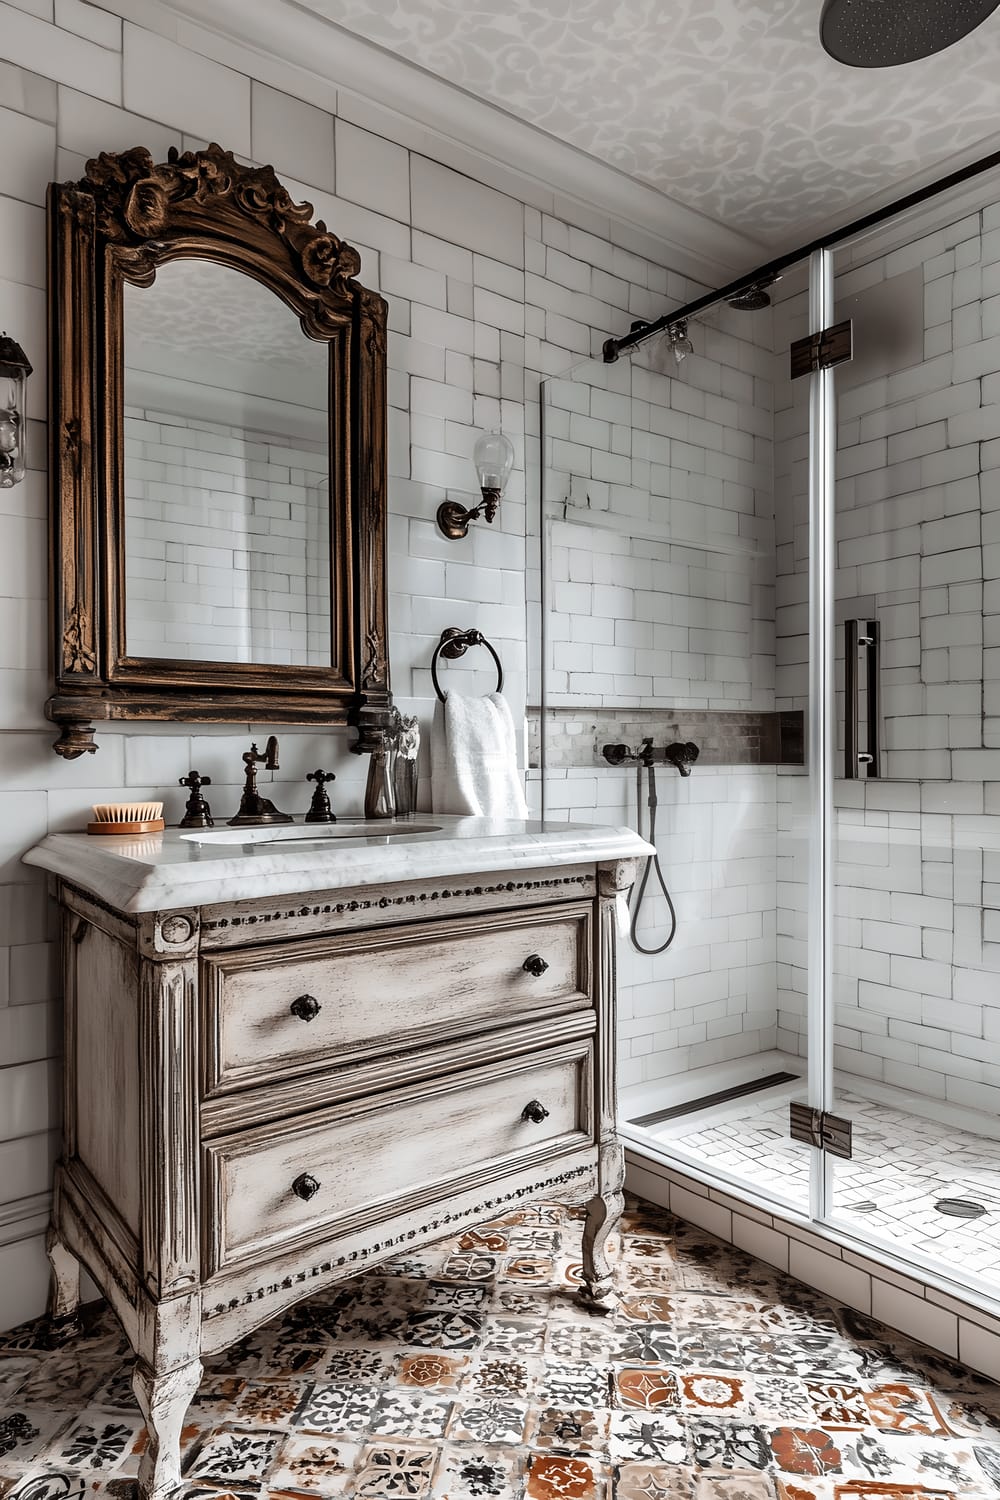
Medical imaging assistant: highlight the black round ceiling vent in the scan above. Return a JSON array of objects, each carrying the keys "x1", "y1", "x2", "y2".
[{"x1": 820, "y1": 0, "x2": 1000, "y2": 67}]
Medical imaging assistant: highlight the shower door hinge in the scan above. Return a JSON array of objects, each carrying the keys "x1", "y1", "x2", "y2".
[
  {"x1": 789, "y1": 319, "x2": 853, "y2": 379},
  {"x1": 789, "y1": 1102, "x2": 853, "y2": 1159}
]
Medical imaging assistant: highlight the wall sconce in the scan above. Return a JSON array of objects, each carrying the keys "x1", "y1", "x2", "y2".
[
  {"x1": 0, "y1": 334, "x2": 31, "y2": 488},
  {"x1": 436, "y1": 428, "x2": 514, "y2": 540}
]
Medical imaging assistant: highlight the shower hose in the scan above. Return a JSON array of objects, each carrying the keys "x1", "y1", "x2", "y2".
[{"x1": 629, "y1": 756, "x2": 678, "y2": 955}]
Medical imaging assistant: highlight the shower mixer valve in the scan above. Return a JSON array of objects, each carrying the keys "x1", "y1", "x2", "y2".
[{"x1": 601, "y1": 739, "x2": 700, "y2": 775}]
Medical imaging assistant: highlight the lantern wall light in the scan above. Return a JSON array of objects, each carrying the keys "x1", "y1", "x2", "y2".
[{"x1": 0, "y1": 334, "x2": 32, "y2": 488}]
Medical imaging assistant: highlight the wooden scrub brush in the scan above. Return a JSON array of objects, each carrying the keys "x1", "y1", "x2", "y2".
[{"x1": 87, "y1": 801, "x2": 165, "y2": 836}]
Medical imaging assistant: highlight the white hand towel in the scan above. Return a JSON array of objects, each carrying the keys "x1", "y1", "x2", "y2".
[{"x1": 431, "y1": 691, "x2": 530, "y2": 819}]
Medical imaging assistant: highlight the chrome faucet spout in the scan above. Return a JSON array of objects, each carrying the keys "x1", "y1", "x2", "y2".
[{"x1": 263, "y1": 735, "x2": 279, "y2": 770}]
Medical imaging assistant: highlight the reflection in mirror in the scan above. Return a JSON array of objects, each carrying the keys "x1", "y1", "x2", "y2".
[{"x1": 123, "y1": 259, "x2": 331, "y2": 666}]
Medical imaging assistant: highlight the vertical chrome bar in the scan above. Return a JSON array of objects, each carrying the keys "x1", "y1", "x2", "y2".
[
  {"x1": 844, "y1": 619, "x2": 860, "y2": 780},
  {"x1": 807, "y1": 247, "x2": 836, "y2": 1223},
  {"x1": 864, "y1": 620, "x2": 880, "y2": 778}
]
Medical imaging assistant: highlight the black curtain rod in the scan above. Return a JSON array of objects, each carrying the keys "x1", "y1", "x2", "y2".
[{"x1": 603, "y1": 143, "x2": 1000, "y2": 362}]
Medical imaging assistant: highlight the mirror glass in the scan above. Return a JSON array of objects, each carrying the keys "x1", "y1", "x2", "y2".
[{"x1": 122, "y1": 260, "x2": 332, "y2": 666}]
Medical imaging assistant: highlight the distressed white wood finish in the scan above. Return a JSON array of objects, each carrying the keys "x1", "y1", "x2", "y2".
[
  {"x1": 39, "y1": 842, "x2": 638, "y2": 1500},
  {"x1": 207, "y1": 1042, "x2": 592, "y2": 1273},
  {"x1": 202, "y1": 904, "x2": 591, "y2": 1094},
  {"x1": 71, "y1": 923, "x2": 142, "y2": 1233}
]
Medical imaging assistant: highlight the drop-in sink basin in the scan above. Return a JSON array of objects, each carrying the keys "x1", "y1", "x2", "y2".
[{"x1": 180, "y1": 820, "x2": 441, "y2": 847}]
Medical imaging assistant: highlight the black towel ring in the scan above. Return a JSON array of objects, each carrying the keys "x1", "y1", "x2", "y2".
[{"x1": 431, "y1": 627, "x2": 504, "y2": 703}]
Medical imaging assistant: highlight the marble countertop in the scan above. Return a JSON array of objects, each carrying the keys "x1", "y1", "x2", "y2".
[{"x1": 23, "y1": 816, "x2": 654, "y2": 914}]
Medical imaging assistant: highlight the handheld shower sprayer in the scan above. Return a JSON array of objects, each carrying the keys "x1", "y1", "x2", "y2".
[{"x1": 601, "y1": 736, "x2": 700, "y2": 953}]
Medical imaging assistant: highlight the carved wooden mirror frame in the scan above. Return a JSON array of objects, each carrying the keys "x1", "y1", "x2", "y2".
[{"x1": 47, "y1": 143, "x2": 392, "y2": 759}]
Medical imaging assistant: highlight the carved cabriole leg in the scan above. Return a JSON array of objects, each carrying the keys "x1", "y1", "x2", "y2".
[
  {"x1": 45, "y1": 1224, "x2": 82, "y2": 1342},
  {"x1": 579, "y1": 858, "x2": 636, "y2": 1314},
  {"x1": 133, "y1": 1356, "x2": 202, "y2": 1500},
  {"x1": 580, "y1": 1142, "x2": 626, "y2": 1313}
]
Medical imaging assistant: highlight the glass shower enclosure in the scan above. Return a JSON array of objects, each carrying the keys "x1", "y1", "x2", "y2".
[{"x1": 534, "y1": 164, "x2": 1000, "y2": 1310}]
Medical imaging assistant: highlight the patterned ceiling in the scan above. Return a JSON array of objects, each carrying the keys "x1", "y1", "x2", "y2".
[{"x1": 301, "y1": 0, "x2": 1000, "y2": 244}]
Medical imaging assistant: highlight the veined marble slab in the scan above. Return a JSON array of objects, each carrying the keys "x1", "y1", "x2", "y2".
[{"x1": 24, "y1": 816, "x2": 653, "y2": 914}]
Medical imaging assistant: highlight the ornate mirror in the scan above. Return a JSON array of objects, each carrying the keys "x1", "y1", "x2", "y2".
[{"x1": 47, "y1": 143, "x2": 392, "y2": 758}]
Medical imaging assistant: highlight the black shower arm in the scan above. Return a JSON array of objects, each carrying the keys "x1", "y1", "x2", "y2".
[{"x1": 603, "y1": 141, "x2": 1000, "y2": 362}]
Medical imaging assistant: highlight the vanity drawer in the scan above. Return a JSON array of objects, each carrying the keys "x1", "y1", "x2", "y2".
[
  {"x1": 204, "y1": 1041, "x2": 593, "y2": 1273},
  {"x1": 201, "y1": 904, "x2": 592, "y2": 1096}
]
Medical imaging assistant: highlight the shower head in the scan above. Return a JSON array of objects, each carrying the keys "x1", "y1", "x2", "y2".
[
  {"x1": 726, "y1": 275, "x2": 781, "y2": 311},
  {"x1": 820, "y1": 0, "x2": 1000, "y2": 67}
]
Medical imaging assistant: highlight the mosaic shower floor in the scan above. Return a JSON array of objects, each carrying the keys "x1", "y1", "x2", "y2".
[
  {"x1": 3, "y1": 1195, "x2": 1000, "y2": 1498},
  {"x1": 650, "y1": 1084, "x2": 1000, "y2": 1280}
]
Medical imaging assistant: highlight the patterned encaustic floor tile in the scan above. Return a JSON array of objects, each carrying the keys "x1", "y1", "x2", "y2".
[{"x1": 1, "y1": 1196, "x2": 1000, "y2": 1497}]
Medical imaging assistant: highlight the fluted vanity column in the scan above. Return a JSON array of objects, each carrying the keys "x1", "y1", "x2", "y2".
[
  {"x1": 133, "y1": 909, "x2": 203, "y2": 1499},
  {"x1": 580, "y1": 857, "x2": 635, "y2": 1312}
]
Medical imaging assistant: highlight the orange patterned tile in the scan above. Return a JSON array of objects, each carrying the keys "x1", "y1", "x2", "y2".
[
  {"x1": 397, "y1": 1352, "x2": 468, "y2": 1389},
  {"x1": 525, "y1": 1453, "x2": 598, "y2": 1500},
  {"x1": 613, "y1": 1366, "x2": 680, "y2": 1410}
]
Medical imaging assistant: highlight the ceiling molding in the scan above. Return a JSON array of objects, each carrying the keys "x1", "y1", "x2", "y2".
[{"x1": 145, "y1": 0, "x2": 768, "y2": 284}]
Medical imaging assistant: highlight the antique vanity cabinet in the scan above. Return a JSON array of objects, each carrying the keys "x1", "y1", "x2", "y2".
[{"x1": 25, "y1": 822, "x2": 648, "y2": 1500}]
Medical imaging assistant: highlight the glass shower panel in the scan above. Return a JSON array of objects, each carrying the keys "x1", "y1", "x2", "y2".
[
  {"x1": 826, "y1": 185, "x2": 1000, "y2": 1296},
  {"x1": 538, "y1": 258, "x2": 818, "y2": 1216}
]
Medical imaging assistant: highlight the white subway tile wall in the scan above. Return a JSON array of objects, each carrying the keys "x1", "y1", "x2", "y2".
[
  {"x1": 123, "y1": 410, "x2": 331, "y2": 665},
  {"x1": 0, "y1": 0, "x2": 715, "y2": 1318},
  {"x1": 537, "y1": 304, "x2": 782, "y2": 1089},
  {"x1": 529, "y1": 765, "x2": 779, "y2": 1091}
]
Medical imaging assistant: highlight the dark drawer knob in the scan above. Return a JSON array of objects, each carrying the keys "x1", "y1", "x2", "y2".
[
  {"x1": 522, "y1": 954, "x2": 549, "y2": 977},
  {"x1": 521, "y1": 1099, "x2": 550, "y2": 1124},
  {"x1": 290, "y1": 993, "x2": 321, "y2": 1022},
  {"x1": 292, "y1": 1172, "x2": 321, "y2": 1202}
]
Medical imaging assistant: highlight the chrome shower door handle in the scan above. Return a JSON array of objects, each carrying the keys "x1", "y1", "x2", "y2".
[{"x1": 845, "y1": 618, "x2": 880, "y2": 779}]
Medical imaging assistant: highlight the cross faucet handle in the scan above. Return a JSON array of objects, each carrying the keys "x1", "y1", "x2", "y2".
[
  {"x1": 178, "y1": 770, "x2": 214, "y2": 829},
  {"x1": 305, "y1": 769, "x2": 337, "y2": 825}
]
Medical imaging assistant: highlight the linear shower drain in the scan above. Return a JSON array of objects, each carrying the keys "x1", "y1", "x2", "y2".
[{"x1": 934, "y1": 1198, "x2": 987, "y2": 1219}]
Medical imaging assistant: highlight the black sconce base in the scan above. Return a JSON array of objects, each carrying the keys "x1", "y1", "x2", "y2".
[
  {"x1": 436, "y1": 488, "x2": 501, "y2": 541},
  {"x1": 436, "y1": 499, "x2": 476, "y2": 540}
]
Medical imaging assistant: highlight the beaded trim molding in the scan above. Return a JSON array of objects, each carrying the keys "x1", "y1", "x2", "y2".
[{"x1": 204, "y1": 1164, "x2": 593, "y2": 1318}]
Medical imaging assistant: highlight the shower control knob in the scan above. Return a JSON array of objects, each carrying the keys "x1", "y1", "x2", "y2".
[
  {"x1": 522, "y1": 954, "x2": 549, "y2": 977},
  {"x1": 292, "y1": 1172, "x2": 320, "y2": 1202},
  {"x1": 521, "y1": 1100, "x2": 550, "y2": 1125},
  {"x1": 290, "y1": 993, "x2": 321, "y2": 1022}
]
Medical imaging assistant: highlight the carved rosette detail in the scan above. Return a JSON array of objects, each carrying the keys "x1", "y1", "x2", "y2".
[
  {"x1": 79, "y1": 144, "x2": 363, "y2": 307},
  {"x1": 159, "y1": 915, "x2": 194, "y2": 946}
]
